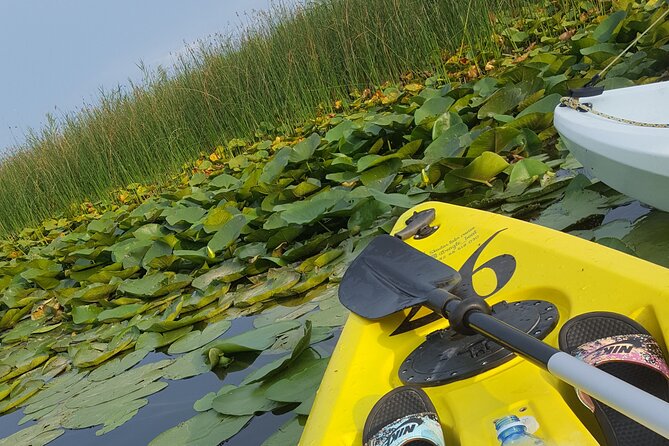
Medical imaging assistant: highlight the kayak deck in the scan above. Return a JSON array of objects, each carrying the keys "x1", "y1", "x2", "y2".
[{"x1": 300, "y1": 202, "x2": 669, "y2": 445}]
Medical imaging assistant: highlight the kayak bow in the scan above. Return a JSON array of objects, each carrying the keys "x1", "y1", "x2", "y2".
[{"x1": 301, "y1": 202, "x2": 669, "y2": 445}]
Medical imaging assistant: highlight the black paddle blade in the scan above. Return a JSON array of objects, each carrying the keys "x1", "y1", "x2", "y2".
[{"x1": 339, "y1": 235, "x2": 461, "y2": 319}]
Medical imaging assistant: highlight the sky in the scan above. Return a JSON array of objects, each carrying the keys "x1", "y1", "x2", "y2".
[{"x1": 0, "y1": 0, "x2": 283, "y2": 155}]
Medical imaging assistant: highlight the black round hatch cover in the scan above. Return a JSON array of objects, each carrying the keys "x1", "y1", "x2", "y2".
[{"x1": 399, "y1": 300, "x2": 558, "y2": 386}]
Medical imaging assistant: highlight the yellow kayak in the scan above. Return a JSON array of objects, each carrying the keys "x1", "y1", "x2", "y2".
[{"x1": 300, "y1": 201, "x2": 669, "y2": 445}]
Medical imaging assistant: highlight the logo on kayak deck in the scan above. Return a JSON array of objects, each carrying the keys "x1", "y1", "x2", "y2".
[{"x1": 391, "y1": 229, "x2": 516, "y2": 336}]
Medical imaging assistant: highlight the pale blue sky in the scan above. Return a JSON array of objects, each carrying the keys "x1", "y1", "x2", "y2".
[{"x1": 0, "y1": 0, "x2": 281, "y2": 154}]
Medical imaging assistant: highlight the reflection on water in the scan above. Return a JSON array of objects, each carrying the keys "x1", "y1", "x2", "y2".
[
  {"x1": 0, "y1": 315, "x2": 341, "y2": 445},
  {"x1": 602, "y1": 200, "x2": 651, "y2": 225}
]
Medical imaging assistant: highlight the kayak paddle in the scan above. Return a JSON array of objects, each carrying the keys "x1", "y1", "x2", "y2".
[{"x1": 339, "y1": 234, "x2": 669, "y2": 439}]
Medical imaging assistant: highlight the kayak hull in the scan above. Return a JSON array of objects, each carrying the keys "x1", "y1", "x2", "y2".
[
  {"x1": 300, "y1": 202, "x2": 669, "y2": 446},
  {"x1": 554, "y1": 81, "x2": 669, "y2": 211}
]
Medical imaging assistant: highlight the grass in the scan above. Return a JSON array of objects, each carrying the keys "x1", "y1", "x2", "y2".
[{"x1": 0, "y1": 0, "x2": 597, "y2": 234}]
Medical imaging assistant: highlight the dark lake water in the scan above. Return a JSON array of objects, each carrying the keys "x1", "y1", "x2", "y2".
[{"x1": 0, "y1": 316, "x2": 342, "y2": 445}]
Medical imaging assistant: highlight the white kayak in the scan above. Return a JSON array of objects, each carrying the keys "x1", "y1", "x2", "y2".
[{"x1": 554, "y1": 81, "x2": 669, "y2": 211}]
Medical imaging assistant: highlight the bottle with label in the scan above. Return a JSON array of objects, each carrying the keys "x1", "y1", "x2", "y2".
[{"x1": 494, "y1": 415, "x2": 546, "y2": 445}]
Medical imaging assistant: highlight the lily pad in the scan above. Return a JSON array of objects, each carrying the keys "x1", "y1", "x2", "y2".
[
  {"x1": 261, "y1": 416, "x2": 306, "y2": 446},
  {"x1": 162, "y1": 348, "x2": 212, "y2": 380},
  {"x1": 148, "y1": 410, "x2": 252, "y2": 446},
  {"x1": 233, "y1": 269, "x2": 300, "y2": 307},
  {"x1": 264, "y1": 357, "x2": 329, "y2": 403},
  {"x1": 191, "y1": 259, "x2": 246, "y2": 290},
  {"x1": 168, "y1": 320, "x2": 232, "y2": 355},
  {"x1": 135, "y1": 325, "x2": 193, "y2": 350},
  {"x1": 209, "y1": 320, "x2": 300, "y2": 354},
  {"x1": 212, "y1": 382, "x2": 285, "y2": 416},
  {"x1": 240, "y1": 322, "x2": 312, "y2": 385}
]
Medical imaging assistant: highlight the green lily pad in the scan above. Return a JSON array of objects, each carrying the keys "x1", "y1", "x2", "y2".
[
  {"x1": 261, "y1": 416, "x2": 306, "y2": 446},
  {"x1": 162, "y1": 348, "x2": 212, "y2": 380},
  {"x1": 233, "y1": 269, "x2": 300, "y2": 307},
  {"x1": 264, "y1": 357, "x2": 329, "y2": 403},
  {"x1": 97, "y1": 303, "x2": 146, "y2": 322},
  {"x1": 209, "y1": 320, "x2": 300, "y2": 354},
  {"x1": 533, "y1": 187, "x2": 609, "y2": 231},
  {"x1": 450, "y1": 152, "x2": 509, "y2": 184},
  {"x1": 168, "y1": 320, "x2": 232, "y2": 355},
  {"x1": 0, "y1": 379, "x2": 43, "y2": 414},
  {"x1": 414, "y1": 96, "x2": 455, "y2": 126},
  {"x1": 276, "y1": 189, "x2": 349, "y2": 225},
  {"x1": 193, "y1": 385, "x2": 236, "y2": 412},
  {"x1": 241, "y1": 322, "x2": 312, "y2": 385},
  {"x1": 191, "y1": 259, "x2": 246, "y2": 290},
  {"x1": 0, "y1": 421, "x2": 64, "y2": 446},
  {"x1": 88, "y1": 348, "x2": 151, "y2": 381},
  {"x1": 162, "y1": 205, "x2": 207, "y2": 226},
  {"x1": 148, "y1": 410, "x2": 252, "y2": 446},
  {"x1": 212, "y1": 382, "x2": 285, "y2": 416},
  {"x1": 135, "y1": 326, "x2": 193, "y2": 350},
  {"x1": 207, "y1": 214, "x2": 247, "y2": 254},
  {"x1": 72, "y1": 304, "x2": 104, "y2": 324},
  {"x1": 592, "y1": 10, "x2": 626, "y2": 42},
  {"x1": 289, "y1": 133, "x2": 321, "y2": 163}
]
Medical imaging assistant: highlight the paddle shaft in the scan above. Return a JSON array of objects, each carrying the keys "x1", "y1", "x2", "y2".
[{"x1": 466, "y1": 310, "x2": 669, "y2": 439}]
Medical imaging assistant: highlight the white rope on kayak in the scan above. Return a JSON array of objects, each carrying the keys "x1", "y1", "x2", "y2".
[{"x1": 559, "y1": 97, "x2": 669, "y2": 128}]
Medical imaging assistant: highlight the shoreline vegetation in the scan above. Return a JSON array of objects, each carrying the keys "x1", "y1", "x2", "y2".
[{"x1": 0, "y1": 0, "x2": 601, "y2": 234}]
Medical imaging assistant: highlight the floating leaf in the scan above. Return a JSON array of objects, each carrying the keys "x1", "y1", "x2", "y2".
[
  {"x1": 162, "y1": 205, "x2": 207, "y2": 226},
  {"x1": 468, "y1": 127, "x2": 522, "y2": 156},
  {"x1": 264, "y1": 358, "x2": 329, "y2": 403},
  {"x1": 533, "y1": 187, "x2": 609, "y2": 230},
  {"x1": 148, "y1": 411, "x2": 252, "y2": 446},
  {"x1": 135, "y1": 326, "x2": 193, "y2": 350},
  {"x1": 276, "y1": 189, "x2": 349, "y2": 225},
  {"x1": 207, "y1": 215, "x2": 247, "y2": 254},
  {"x1": 414, "y1": 96, "x2": 455, "y2": 126},
  {"x1": 450, "y1": 152, "x2": 509, "y2": 184},
  {"x1": 261, "y1": 416, "x2": 306, "y2": 446},
  {"x1": 97, "y1": 303, "x2": 145, "y2": 322},
  {"x1": 233, "y1": 269, "x2": 301, "y2": 307},
  {"x1": 289, "y1": 133, "x2": 321, "y2": 163},
  {"x1": 209, "y1": 321, "x2": 300, "y2": 354},
  {"x1": 168, "y1": 320, "x2": 232, "y2": 355},
  {"x1": 241, "y1": 322, "x2": 312, "y2": 385},
  {"x1": 162, "y1": 348, "x2": 212, "y2": 380},
  {"x1": 478, "y1": 85, "x2": 526, "y2": 119},
  {"x1": 0, "y1": 421, "x2": 64, "y2": 446},
  {"x1": 72, "y1": 304, "x2": 103, "y2": 324},
  {"x1": 253, "y1": 304, "x2": 319, "y2": 329},
  {"x1": 0, "y1": 379, "x2": 43, "y2": 414},
  {"x1": 212, "y1": 382, "x2": 285, "y2": 416},
  {"x1": 88, "y1": 349, "x2": 151, "y2": 381},
  {"x1": 592, "y1": 10, "x2": 626, "y2": 42},
  {"x1": 516, "y1": 93, "x2": 561, "y2": 117},
  {"x1": 209, "y1": 173, "x2": 242, "y2": 191},
  {"x1": 260, "y1": 147, "x2": 292, "y2": 184}
]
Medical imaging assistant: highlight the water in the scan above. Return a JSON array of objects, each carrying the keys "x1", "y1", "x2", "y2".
[
  {"x1": 0, "y1": 316, "x2": 342, "y2": 445},
  {"x1": 602, "y1": 200, "x2": 651, "y2": 225}
]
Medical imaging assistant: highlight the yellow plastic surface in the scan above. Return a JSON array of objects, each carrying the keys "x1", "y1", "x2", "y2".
[{"x1": 300, "y1": 202, "x2": 669, "y2": 446}]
